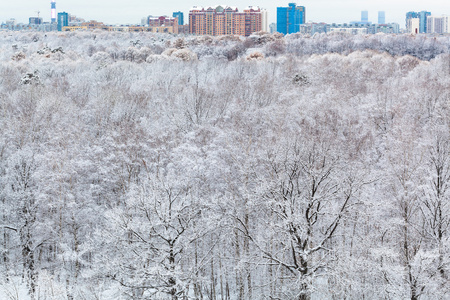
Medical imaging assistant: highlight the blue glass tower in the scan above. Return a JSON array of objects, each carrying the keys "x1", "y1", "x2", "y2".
[
  {"x1": 406, "y1": 11, "x2": 418, "y2": 28},
  {"x1": 173, "y1": 11, "x2": 184, "y2": 25},
  {"x1": 378, "y1": 11, "x2": 385, "y2": 24},
  {"x1": 57, "y1": 12, "x2": 68, "y2": 31},
  {"x1": 419, "y1": 11, "x2": 431, "y2": 33},
  {"x1": 277, "y1": 3, "x2": 305, "y2": 34},
  {"x1": 361, "y1": 11, "x2": 368, "y2": 23}
]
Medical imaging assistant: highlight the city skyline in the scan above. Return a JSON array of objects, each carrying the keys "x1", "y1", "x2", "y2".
[{"x1": 2, "y1": 0, "x2": 450, "y2": 27}]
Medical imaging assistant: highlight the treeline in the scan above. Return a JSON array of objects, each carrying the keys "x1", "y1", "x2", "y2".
[
  {"x1": 0, "y1": 32, "x2": 449, "y2": 299},
  {"x1": 2, "y1": 30, "x2": 449, "y2": 64}
]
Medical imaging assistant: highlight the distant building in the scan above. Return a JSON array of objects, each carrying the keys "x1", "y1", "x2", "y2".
[
  {"x1": 419, "y1": 11, "x2": 431, "y2": 33},
  {"x1": 261, "y1": 9, "x2": 269, "y2": 32},
  {"x1": 269, "y1": 22, "x2": 276, "y2": 33},
  {"x1": 173, "y1": 11, "x2": 184, "y2": 25},
  {"x1": 330, "y1": 26, "x2": 368, "y2": 35},
  {"x1": 178, "y1": 24, "x2": 190, "y2": 34},
  {"x1": 148, "y1": 16, "x2": 177, "y2": 27},
  {"x1": 330, "y1": 23, "x2": 369, "y2": 35},
  {"x1": 148, "y1": 16, "x2": 178, "y2": 33},
  {"x1": 376, "y1": 23, "x2": 399, "y2": 33},
  {"x1": 29, "y1": 17, "x2": 43, "y2": 25},
  {"x1": 325, "y1": 22, "x2": 400, "y2": 35},
  {"x1": 68, "y1": 15, "x2": 85, "y2": 26},
  {"x1": 189, "y1": 5, "x2": 262, "y2": 36},
  {"x1": 108, "y1": 25, "x2": 177, "y2": 33},
  {"x1": 406, "y1": 11, "x2": 431, "y2": 33},
  {"x1": 51, "y1": 0, "x2": 56, "y2": 23},
  {"x1": 378, "y1": 11, "x2": 385, "y2": 24},
  {"x1": 427, "y1": 15, "x2": 449, "y2": 33},
  {"x1": 389, "y1": 23, "x2": 400, "y2": 34},
  {"x1": 6, "y1": 18, "x2": 17, "y2": 27},
  {"x1": 361, "y1": 11, "x2": 369, "y2": 23},
  {"x1": 406, "y1": 11, "x2": 418, "y2": 28},
  {"x1": 300, "y1": 22, "x2": 329, "y2": 35},
  {"x1": 62, "y1": 26, "x2": 88, "y2": 31},
  {"x1": 81, "y1": 20, "x2": 106, "y2": 30},
  {"x1": 57, "y1": 12, "x2": 68, "y2": 31},
  {"x1": 408, "y1": 18, "x2": 420, "y2": 34},
  {"x1": 277, "y1": 3, "x2": 306, "y2": 34}
]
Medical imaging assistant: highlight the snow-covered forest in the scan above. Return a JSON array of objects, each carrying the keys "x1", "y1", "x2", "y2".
[{"x1": 0, "y1": 31, "x2": 449, "y2": 299}]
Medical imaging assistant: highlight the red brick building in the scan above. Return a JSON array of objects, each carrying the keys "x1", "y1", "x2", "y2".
[
  {"x1": 148, "y1": 16, "x2": 179, "y2": 33},
  {"x1": 189, "y1": 5, "x2": 262, "y2": 36}
]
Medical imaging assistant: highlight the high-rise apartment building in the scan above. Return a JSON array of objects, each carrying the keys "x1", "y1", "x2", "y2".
[
  {"x1": 419, "y1": 11, "x2": 431, "y2": 33},
  {"x1": 189, "y1": 5, "x2": 262, "y2": 36},
  {"x1": 57, "y1": 12, "x2": 69, "y2": 31},
  {"x1": 261, "y1": 9, "x2": 269, "y2": 32},
  {"x1": 277, "y1": 3, "x2": 305, "y2": 34},
  {"x1": 406, "y1": 11, "x2": 418, "y2": 27},
  {"x1": 406, "y1": 11, "x2": 431, "y2": 33},
  {"x1": 378, "y1": 11, "x2": 385, "y2": 24},
  {"x1": 361, "y1": 11, "x2": 369, "y2": 23},
  {"x1": 29, "y1": 17, "x2": 43, "y2": 25},
  {"x1": 173, "y1": 11, "x2": 184, "y2": 25},
  {"x1": 427, "y1": 15, "x2": 449, "y2": 33}
]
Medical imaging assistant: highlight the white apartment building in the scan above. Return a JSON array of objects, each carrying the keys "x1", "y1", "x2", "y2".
[{"x1": 427, "y1": 15, "x2": 449, "y2": 34}]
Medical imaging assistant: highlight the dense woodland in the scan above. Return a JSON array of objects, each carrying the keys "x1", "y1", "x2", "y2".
[{"x1": 0, "y1": 31, "x2": 449, "y2": 299}]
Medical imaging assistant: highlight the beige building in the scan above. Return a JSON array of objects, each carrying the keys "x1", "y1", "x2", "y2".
[
  {"x1": 62, "y1": 24, "x2": 177, "y2": 33},
  {"x1": 62, "y1": 26, "x2": 88, "y2": 31},
  {"x1": 408, "y1": 18, "x2": 420, "y2": 34},
  {"x1": 147, "y1": 16, "x2": 178, "y2": 33}
]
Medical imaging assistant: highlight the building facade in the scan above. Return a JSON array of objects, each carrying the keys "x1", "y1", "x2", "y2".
[
  {"x1": 361, "y1": 11, "x2": 369, "y2": 23},
  {"x1": 330, "y1": 27, "x2": 368, "y2": 35},
  {"x1": 427, "y1": 15, "x2": 449, "y2": 34},
  {"x1": 29, "y1": 17, "x2": 43, "y2": 25},
  {"x1": 189, "y1": 5, "x2": 262, "y2": 36},
  {"x1": 68, "y1": 15, "x2": 86, "y2": 26},
  {"x1": 301, "y1": 22, "x2": 400, "y2": 35},
  {"x1": 378, "y1": 11, "x2": 385, "y2": 24},
  {"x1": 148, "y1": 16, "x2": 178, "y2": 33},
  {"x1": 173, "y1": 12, "x2": 184, "y2": 25},
  {"x1": 406, "y1": 11, "x2": 431, "y2": 33},
  {"x1": 300, "y1": 22, "x2": 329, "y2": 35},
  {"x1": 419, "y1": 11, "x2": 431, "y2": 33},
  {"x1": 148, "y1": 16, "x2": 178, "y2": 27},
  {"x1": 178, "y1": 24, "x2": 190, "y2": 34},
  {"x1": 57, "y1": 12, "x2": 69, "y2": 31},
  {"x1": 406, "y1": 11, "x2": 418, "y2": 28},
  {"x1": 261, "y1": 9, "x2": 269, "y2": 32},
  {"x1": 269, "y1": 23, "x2": 276, "y2": 33},
  {"x1": 277, "y1": 3, "x2": 305, "y2": 34},
  {"x1": 408, "y1": 18, "x2": 420, "y2": 34}
]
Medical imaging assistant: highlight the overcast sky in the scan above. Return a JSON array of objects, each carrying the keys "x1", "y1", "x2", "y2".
[{"x1": 2, "y1": 0, "x2": 449, "y2": 28}]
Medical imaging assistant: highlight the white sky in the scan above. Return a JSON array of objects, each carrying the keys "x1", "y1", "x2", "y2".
[{"x1": 2, "y1": 0, "x2": 450, "y2": 28}]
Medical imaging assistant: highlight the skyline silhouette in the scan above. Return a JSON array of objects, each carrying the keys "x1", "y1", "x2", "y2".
[{"x1": 1, "y1": 0, "x2": 449, "y2": 28}]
